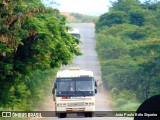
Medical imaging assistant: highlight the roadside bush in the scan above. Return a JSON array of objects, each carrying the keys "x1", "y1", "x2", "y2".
[{"x1": 112, "y1": 90, "x2": 140, "y2": 111}]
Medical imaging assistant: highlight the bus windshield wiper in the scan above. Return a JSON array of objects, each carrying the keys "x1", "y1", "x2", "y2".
[{"x1": 76, "y1": 88, "x2": 86, "y2": 97}]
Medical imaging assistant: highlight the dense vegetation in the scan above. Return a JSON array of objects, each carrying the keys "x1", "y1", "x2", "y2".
[
  {"x1": 69, "y1": 13, "x2": 98, "y2": 23},
  {"x1": 0, "y1": 0, "x2": 81, "y2": 110},
  {"x1": 96, "y1": 0, "x2": 160, "y2": 110}
]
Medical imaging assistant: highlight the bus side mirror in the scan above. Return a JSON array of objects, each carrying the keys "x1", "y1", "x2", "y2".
[
  {"x1": 54, "y1": 82, "x2": 57, "y2": 89},
  {"x1": 52, "y1": 87, "x2": 55, "y2": 94},
  {"x1": 95, "y1": 80, "x2": 98, "y2": 87},
  {"x1": 95, "y1": 88, "x2": 97, "y2": 94},
  {"x1": 52, "y1": 82, "x2": 56, "y2": 94},
  {"x1": 78, "y1": 34, "x2": 81, "y2": 39}
]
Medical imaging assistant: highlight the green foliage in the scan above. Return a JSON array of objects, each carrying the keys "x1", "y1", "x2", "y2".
[
  {"x1": 96, "y1": 11, "x2": 128, "y2": 29},
  {"x1": 25, "y1": 68, "x2": 58, "y2": 110},
  {"x1": 112, "y1": 90, "x2": 140, "y2": 111},
  {"x1": 0, "y1": 0, "x2": 81, "y2": 110},
  {"x1": 96, "y1": 0, "x2": 160, "y2": 110},
  {"x1": 129, "y1": 10, "x2": 145, "y2": 26},
  {"x1": 110, "y1": 0, "x2": 142, "y2": 13}
]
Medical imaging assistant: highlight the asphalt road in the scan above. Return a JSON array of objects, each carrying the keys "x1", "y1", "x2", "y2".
[{"x1": 38, "y1": 23, "x2": 133, "y2": 120}]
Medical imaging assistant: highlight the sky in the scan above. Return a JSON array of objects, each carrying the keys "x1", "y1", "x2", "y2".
[
  {"x1": 43, "y1": 0, "x2": 111, "y2": 16},
  {"x1": 43, "y1": 0, "x2": 160, "y2": 16}
]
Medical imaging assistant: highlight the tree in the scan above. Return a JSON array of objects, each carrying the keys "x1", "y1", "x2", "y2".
[
  {"x1": 110, "y1": 0, "x2": 142, "y2": 13},
  {"x1": 96, "y1": 11, "x2": 128, "y2": 28},
  {"x1": 0, "y1": 0, "x2": 81, "y2": 110},
  {"x1": 129, "y1": 10, "x2": 145, "y2": 26},
  {"x1": 96, "y1": 0, "x2": 160, "y2": 110}
]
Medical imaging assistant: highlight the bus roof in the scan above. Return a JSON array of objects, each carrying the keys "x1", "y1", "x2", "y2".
[
  {"x1": 57, "y1": 68, "x2": 93, "y2": 78},
  {"x1": 68, "y1": 28, "x2": 80, "y2": 34}
]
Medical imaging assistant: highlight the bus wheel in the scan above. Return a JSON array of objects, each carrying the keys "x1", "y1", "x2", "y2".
[
  {"x1": 58, "y1": 113, "x2": 67, "y2": 118},
  {"x1": 84, "y1": 112, "x2": 93, "y2": 117}
]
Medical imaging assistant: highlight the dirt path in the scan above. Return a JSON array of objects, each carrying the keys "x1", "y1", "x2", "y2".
[{"x1": 70, "y1": 23, "x2": 112, "y2": 111}]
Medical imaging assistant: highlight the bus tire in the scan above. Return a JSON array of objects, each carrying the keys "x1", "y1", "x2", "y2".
[
  {"x1": 58, "y1": 113, "x2": 67, "y2": 118},
  {"x1": 84, "y1": 112, "x2": 93, "y2": 117}
]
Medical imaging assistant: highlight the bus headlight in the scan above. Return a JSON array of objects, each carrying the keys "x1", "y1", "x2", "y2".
[
  {"x1": 84, "y1": 102, "x2": 94, "y2": 106},
  {"x1": 57, "y1": 103, "x2": 67, "y2": 106}
]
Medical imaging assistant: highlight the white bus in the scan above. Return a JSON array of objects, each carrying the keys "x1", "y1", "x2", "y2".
[
  {"x1": 52, "y1": 68, "x2": 97, "y2": 118},
  {"x1": 68, "y1": 28, "x2": 81, "y2": 39}
]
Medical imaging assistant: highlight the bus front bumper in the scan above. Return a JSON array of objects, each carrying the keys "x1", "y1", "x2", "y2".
[{"x1": 56, "y1": 106, "x2": 95, "y2": 113}]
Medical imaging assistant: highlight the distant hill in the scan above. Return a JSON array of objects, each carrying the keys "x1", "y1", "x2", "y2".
[
  {"x1": 61, "y1": 12, "x2": 76, "y2": 21},
  {"x1": 61, "y1": 12, "x2": 98, "y2": 23}
]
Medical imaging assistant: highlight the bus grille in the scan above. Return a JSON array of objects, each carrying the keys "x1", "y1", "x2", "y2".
[{"x1": 68, "y1": 102, "x2": 84, "y2": 106}]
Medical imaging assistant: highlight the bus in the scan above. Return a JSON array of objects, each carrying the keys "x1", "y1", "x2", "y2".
[
  {"x1": 52, "y1": 68, "x2": 97, "y2": 118},
  {"x1": 68, "y1": 28, "x2": 81, "y2": 39}
]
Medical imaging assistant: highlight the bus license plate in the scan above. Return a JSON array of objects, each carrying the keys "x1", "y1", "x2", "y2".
[{"x1": 72, "y1": 108, "x2": 79, "y2": 111}]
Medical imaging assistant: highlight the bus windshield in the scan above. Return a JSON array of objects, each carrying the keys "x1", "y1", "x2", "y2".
[
  {"x1": 56, "y1": 77, "x2": 95, "y2": 97},
  {"x1": 71, "y1": 33, "x2": 80, "y2": 39}
]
